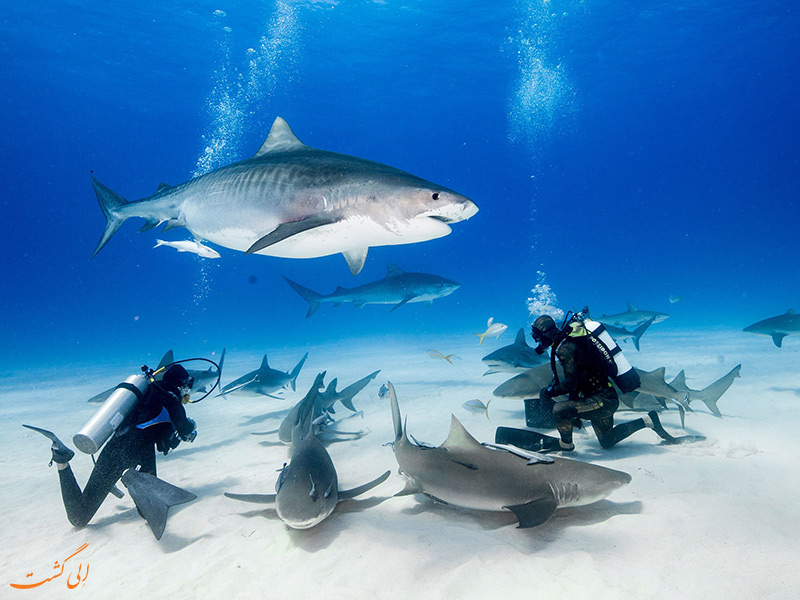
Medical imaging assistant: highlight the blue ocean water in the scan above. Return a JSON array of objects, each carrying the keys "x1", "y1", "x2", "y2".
[{"x1": 1, "y1": 0, "x2": 798, "y2": 369}]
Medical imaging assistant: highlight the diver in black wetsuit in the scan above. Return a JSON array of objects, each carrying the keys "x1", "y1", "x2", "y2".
[
  {"x1": 28, "y1": 364, "x2": 197, "y2": 527},
  {"x1": 531, "y1": 315, "x2": 678, "y2": 452}
]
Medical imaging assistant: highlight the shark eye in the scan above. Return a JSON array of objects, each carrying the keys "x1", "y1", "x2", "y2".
[{"x1": 432, "y1": 192, "x2": 440, "y2": 200}]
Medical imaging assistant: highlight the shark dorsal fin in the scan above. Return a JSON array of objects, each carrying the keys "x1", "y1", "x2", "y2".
[
  {"x1": 327, "y1": 378, "x2": 339, "y2": 394},
  {"x1": 627, "y1": 301, "x2": 638, "y2": 312},
  {"x1": 254, "y1": 117, "x2": 306, "y2": 157},
  {"x1": 157, "y1": 350, "x2": 174, "y2": 370},
  {"x1": 442, "y1": 415, "x2": 484, "y2": 451},
  {"x1": 156, "y1": 182, "x2": 171, "y2": 193},
  {"x1": 260, "y1": 354, "x2": 270, "y2": 369},
  {"x1": 386, "y1": 264, "x2": 405, "y2": 276},
  {"x1": 671, "y1": 370, "x2": 687, "y2": 388},
  {"x1": 513, "y1": 328, "x2": 527, "y2": 346}
]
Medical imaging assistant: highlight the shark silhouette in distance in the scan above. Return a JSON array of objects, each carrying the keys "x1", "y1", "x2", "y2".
[
  {"x1": 87, "y1": 349, "x2": 225, "y2": 403},
  {"x1": 595, "y1": 302, "x2": 669, "y2": 328},
  {"x1": 481, "y1": 328, "x2": 548, "y2": 375},
  {"x1": 91, "y1": 117, "x2": 478, "y2": 275},
  {"x1": 225, "y1": 373, "x2": 390, "y2": 529},
  {"x1": 218, "y1": 352, "x2": 307, "y2": 398},
  {"x1": 743, "y1": 309, "x2": 800, "y2": 347},
  {"x1": 283, "y1": 265, "x2": 459, "y2": 317},
  {"x1": 602, "y1": 316, "x2": 656, "y2": 351},
  {"x1": 386, "y1": 382, "x2": 631, "y2": 528}
]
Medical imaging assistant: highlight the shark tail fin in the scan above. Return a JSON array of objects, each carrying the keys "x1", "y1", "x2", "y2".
[
  {"x1": 121, "y1": 469, "x2": 196, "y2": 540},
  {"x1": 289, "y1": 353, "x2": 309, "y2": 391},
  {"x1": 283, "y1": 276, "x2": 324, "y2": 318},
  {"x1": 695, "y1": 364, "x2": 741, "y2": 418},
  {"x1": 631, "y1": 316, "x2": 656, "y2": 351},
  {"x1": 91, "y1": 174, "x2": 139, "y2": 257}
]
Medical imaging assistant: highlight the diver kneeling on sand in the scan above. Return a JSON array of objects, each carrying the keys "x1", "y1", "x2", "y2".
[
  {"x1": 24, "y1": 363, "x2": 203, "y2": 539},
  {"x1": 497, "y1": 311, "x2": 703, "y2": 452}
]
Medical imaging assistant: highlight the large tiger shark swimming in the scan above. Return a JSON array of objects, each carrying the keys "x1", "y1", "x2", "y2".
[{"x1": 91, "y1": 117, "x2": 479, "y2": 275}]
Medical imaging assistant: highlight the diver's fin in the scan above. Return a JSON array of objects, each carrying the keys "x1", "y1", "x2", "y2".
[
  {"x1": 494, "y1": 426, "x2": 560, "y2": 453},
  {"x1": 23, "y1": 424, "x2": 75, "y2": 465},
  {"x1": 224, "y1": 492, "x2": 277, "y2": 504},
  {"x1": 121, "y1": 469, "x2": 196, "y2": 540},
  {"x1": 338, "y1": 470, "x2": 391, "y2": 500}
]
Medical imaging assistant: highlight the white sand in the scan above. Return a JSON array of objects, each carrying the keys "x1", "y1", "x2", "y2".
[{"x1": 2, "y1": 329, "x2": 799, "y2": 599}]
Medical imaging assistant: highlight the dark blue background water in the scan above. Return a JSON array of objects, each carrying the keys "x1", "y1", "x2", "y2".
[{"x1": 2, "y1": 1, "x2": 798, "y2": 368}]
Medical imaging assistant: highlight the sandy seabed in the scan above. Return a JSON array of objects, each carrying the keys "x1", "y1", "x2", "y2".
[{"x1": 2, "y1": 328, "x2": 798, "y2": 599}]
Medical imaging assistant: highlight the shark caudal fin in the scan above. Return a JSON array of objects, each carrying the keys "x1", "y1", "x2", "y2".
[
  {"x1": 283, "y1": 276, "x2": 325, "y2": 318},
  {"x1": 91, "y1": 175, "x2": 139, "y2": 257},
  {"x1": 631, "y1": 316, "x2": 656, "y2": 351},
  {"x1": 694, "y1": 364, "x2": 742, "y2": 418},
  {"x1": 121, "y1": 469, "x2": 196, "y2": 540},
  {"x1": 289, "y1": 353, "x2": 309, "y2": 392}
]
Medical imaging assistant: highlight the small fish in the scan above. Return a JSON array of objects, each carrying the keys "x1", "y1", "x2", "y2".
[
  {"x1": 155, "y1": 239, "x2": 220, "y2": 259},
  {"x1": 378, "y1": 384, "x2": 389, "y2": 399},
  {"x1": 427, "y1": 349, "x2": 460, "y2": 364},
  {"x1": 462, "y1": 399, "x2": 492, "y2": 419},
  {"x1": 669, "y1": 295, "x2": 683, "y2": 304},
  {"x1": 475, "y1": 317, "x2": 507, "y2": 345}
]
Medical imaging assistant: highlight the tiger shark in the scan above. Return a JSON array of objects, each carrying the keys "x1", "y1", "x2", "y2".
[
  {"x1": 284, "y1": 265, "x2": 459, "y2": 317},
  {"x1": 225, "y1": 373, "x2": 390, "y2": 529},
  {"x1": 387, "y1": 382, "x2": 631, "y2": 527},
  {"x1": 743, "y1": 309, "x2": 800, "y2": 347},
  {"x1": 218, "y1": 352, "x2": 307, "y2": 398},
  {"x1": 91, "y1": 117, "x2": 478, "y2": 275}
]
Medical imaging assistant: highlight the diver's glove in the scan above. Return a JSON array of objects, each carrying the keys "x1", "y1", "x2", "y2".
[
  {"x1": 180, "y1": 419, "x2": 197, "y2": 443},
  {"x1": 539, "y1": 386, "x2": 554, "y2": 402}
]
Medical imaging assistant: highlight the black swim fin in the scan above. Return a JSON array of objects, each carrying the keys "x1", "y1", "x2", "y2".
[
  {"x1": 23, "y1": 424, "x2": 75, "y2": 465},
  {"x1": 495, "y1": 427, "x2": 561, "y2": 452},
  {"x1": 121, "y1": 469, "x2": 197, "y2": 540},
  {"x1": 647, "y1": 411, "x2": 706, "y2": 445}
]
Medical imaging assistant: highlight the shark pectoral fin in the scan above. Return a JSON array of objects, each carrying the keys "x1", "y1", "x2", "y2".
[
  {"x1": 342, "y1": 248, "x2": 368, "y2": 276},
  {"x1": 504, "y1": 496, "x2": 559, "y2": 528},
  {"x1": 218, "y1": 377, "x2": 258, "y2": 396},
  {"x1": 771, "y1": 333, "x2": 787, "y2": 347},
  {"x1": 391, "y1": 295, "x2": 417, "y2": 312},
  {"x1": 224, "y1": 492, "x2": 278, "y2": 504},
  {"x1": 246, "y1": 214, "x2": 341, "y2": 255},
  {"x1": 338, "y1": 470, "x2": 391, "y2": 500},
  {"x1": 394, "y1": 478, "x2": 424, "y2": 497}
]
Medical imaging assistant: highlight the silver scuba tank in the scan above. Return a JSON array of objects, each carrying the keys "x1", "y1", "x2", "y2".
[{"x1": 73, "y1": 373, "x2": 150, "y2": 454}]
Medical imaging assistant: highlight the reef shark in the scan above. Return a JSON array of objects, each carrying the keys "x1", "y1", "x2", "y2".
[
  {"x1": 87, "y1": 349, "x2": 225, "y2": 403},
  {"x1": 603, "y1": 316, "x2": 656, "y2": 351},
  {"x1": 283, "y1": 265, "x2": 459, "y2": 317},
  {"x1": 743, "y1": 309, "x2": 800, "y2": 347},
  {"x1": 387, "y1": 382, "x2": 631, "y2": 527},
  {"x1": 595, "y1": 302, "x2": 669, "y2": 327},
  {"x1": 218, "y1": 352, "x2": 307, "y2": 398},
  {"x1": 668, "y1": 365, "x2": 741, "y2": 418},
  {"x1": 225, "y1": 373, "x2": 390, "y2": 529},
  {"x1": 91, "y1": 117, "x2": 478, "y2": 275},
  {"x1": 481, "y1": 328, "x2": 548, "y2": 375}
]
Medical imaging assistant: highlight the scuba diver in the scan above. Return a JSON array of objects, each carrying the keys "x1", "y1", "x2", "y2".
[
  {"x1": 525, "y1": 313, "x2": 692, "y2": 452},
  {"x1": 24, "y1": 364, "x2": 199, "y2": 536}
]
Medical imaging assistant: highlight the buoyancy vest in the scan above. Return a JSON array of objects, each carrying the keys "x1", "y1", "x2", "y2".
[{"x1": 567, "y1": 319, "x2": 640, "y2": 393}]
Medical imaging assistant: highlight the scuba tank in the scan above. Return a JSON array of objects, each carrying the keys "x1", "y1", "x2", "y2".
[
  {"x1": 567, "y1": 312, "x2": 641, "y2": 394},
  {"x1": 73, "y1": 373, "x2": 150, "y2": 454}
]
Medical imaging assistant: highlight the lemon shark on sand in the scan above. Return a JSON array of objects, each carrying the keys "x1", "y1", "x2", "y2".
[
  {"x1": 91, "y1": 117, "x2": 478, "y2": 275},
  {"x1": 387, "y1": 382, "x2": 631, "y2": 528}
]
